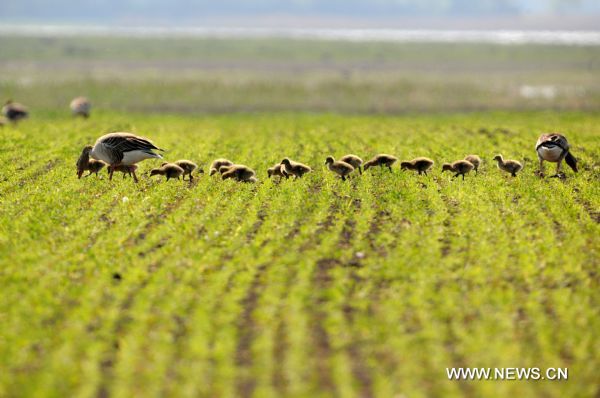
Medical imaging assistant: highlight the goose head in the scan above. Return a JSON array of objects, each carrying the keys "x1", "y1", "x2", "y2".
[
  {"x1": 149, "y1": 168, "x2": 162, "y2": 177},
  {"x1": 76, "y1": 145, "x2": 93, "y2": 178}
]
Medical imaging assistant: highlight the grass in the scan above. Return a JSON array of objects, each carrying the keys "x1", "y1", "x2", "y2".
[{"x1": 0, "y1": 110, "x2": 598, "y2": 397}]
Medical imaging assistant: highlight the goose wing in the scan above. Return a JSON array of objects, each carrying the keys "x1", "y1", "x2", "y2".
[
  {"x1": 536, "y1": 134, "x2": 568, "y2": 151},
  {"x1": 97, "y1": 132, "x2": 163, "y2": 162},
  {"x1": 101, "y1": 133, "x2": 161, "y2": 153}
]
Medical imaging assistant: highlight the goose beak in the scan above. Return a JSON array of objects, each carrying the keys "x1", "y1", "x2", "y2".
[{"x1": 77, "y1": 169, "x2": 83, "y2": 179}]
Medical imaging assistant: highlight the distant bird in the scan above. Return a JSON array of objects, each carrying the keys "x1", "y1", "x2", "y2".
[
  {"x1": 110, "y1": 164, "x2": 138, "y2": 179},
  {"x1": 400, "y1": 157, "x2": 435, "y2": 175},
  {"x1": 150, "y1": 163, "x2": 184, "y2": 181},
  {"x1": 76, "y1": 146, "x2": 106, "y2": 178},
  {"x1": 442, "y1": 160, "x2": 475, "y2": 180},
  {"x1": 165, "y1": 160, "x2": 199, "y2": 180},
  {"x1": 363, "y1": 154, "x2": 397, "y2": 172},
  {"x1": 493, "y1": 154, "x2": 523, "y2": 177},
  {"x1": 209, "y1": 158, "x2": 234, "y2": 176},
  {"x1": 325, "y1": 156, "x2": 354, "y2": 181},
  {"x1": 2, "y1": 100, "x2": 28, "y2": 123},
  {"x1": 339, "y1": 154, "x2": 363, "y2": 174},
  {"x1": 222, "y1": 164, "x2": 257, "y2": 182},
  {"x1": 88, "y1": 132, "x2": 163, "y2": 182},
  {"x1": 464, "y1": 155, "x2": 481, "y2": 174},
  {"x1": 267, "y1": 163, "x2": 288, "y2": 179},
  {"x1": 535, "y1": 133, "x2": 577, "y2": 177},
  {"x1": 280, "y1": 158, "x2": 311, "y2": 179},
  {"x1": 70, "y1": 97, "x2": 91, "y2": 118}
]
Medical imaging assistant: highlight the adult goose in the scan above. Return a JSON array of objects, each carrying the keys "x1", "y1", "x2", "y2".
[
  {"x1": 535, "y1": 133, "x2": 577, "y2": 177},
  {"x1": 89, "y1": 132, "x2": 163, "y2": 182},
  {"x1": 2, "y1": 100, "x2": 28, "y2": 123},
  {"x1": 70, "y1": 97, "x2": 91, "y2": 118}
]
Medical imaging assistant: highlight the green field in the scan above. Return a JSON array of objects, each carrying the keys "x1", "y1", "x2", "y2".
[
  {"x1": 1, "y1": 37, "x2": 599, "y2": 113},
  {"x1": 0, "y1": 110, "x2": 598, "y2": 397}
]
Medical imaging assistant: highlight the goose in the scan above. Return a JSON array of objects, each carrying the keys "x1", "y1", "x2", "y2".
[
  {"x1": 165, "y1": 160, "x2": 200, "y2": 180},
  {"x1": 209, "y1": 158, "x2": 234, "y2": 176},
  {"x1": 493, "y1": 155, "x2": 523, "y2": 177},
  {"x1": 76, "y1": 146, "x2": 106, "y2": 178},
  {"x1": 109, "y1": 164, "x2": 138, "y2": 179},
  {"x1": 150, "y1": 163, "x2": 184, "y2": 181},
  {"x1": 280, "y1": 158, "x2": 311, "y2": 179},
  {"x1": 464, "y1": 155, "x2": 481, "y2": 174},
  {"x1": 339, "y1": 154, "x2": 363, "y2": 174},
  {"x1": 400, "y1": 157, "x2": 435, "y2": 175},
  {"x1": 363, "y1": 154, "x2": 397, "y2": 172},
  {"x1": 267, "y1": 163, "x2": 288, "y2": 179},
  {"x1": 535, "y1": 133, "x2": 577, "y2": 177},
  {"x1": 2, "y1": 100, "x2": 28, "y2": 123},
  {"x1": 222, "y1": 164, "x2": 256, "y2": 182},
  {"x1": 325, "y1": 156, "x2": 354, "y2": 181},
  {"x1": 442, "y1": 160, "x2": 474, "y2": 180},
  {"x1": 70, "y1": 97, "x2": 91, "y2": 118},
  {"x1": 88, "y1": 132, "x2": 163, "y2": 183}
]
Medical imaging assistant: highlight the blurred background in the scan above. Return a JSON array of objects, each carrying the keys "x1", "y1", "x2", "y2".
[{"x1": 1, "y1": 0, "x2": 599, "y2": 114}]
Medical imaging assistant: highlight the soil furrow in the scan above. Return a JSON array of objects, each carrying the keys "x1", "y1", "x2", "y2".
[{"x1": 308, "y1": 258, "x2": 340, "y2": 396}]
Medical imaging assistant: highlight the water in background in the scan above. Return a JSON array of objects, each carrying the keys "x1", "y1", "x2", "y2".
[{"x1": 1, "y1": 24, "x2": 599, "y2": 45}]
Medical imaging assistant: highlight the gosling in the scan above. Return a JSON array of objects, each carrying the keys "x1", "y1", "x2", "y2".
[
  {"x1": 464, "y1": 155, "x2": 481, "y2": 174},
  {"x1": 83, "y1": 160, "x2": 105, "y2": 177},
  {"x1": 442, "y1": 160, "x2": 475, "y2": 180},
  {"x1": 77, "y1": 146, "x2": 95, "y2": 178},
  {"x1": 76, "y1": 146, "x2": 106, "y2": 178},
  {"x1": 150, "y1": 163, "x2": 185, "y2": 181},
  {"x1": 493, "y1": 155, "x2": 523, "y2": 177},
  {"x1": 339, "y1": 154, "x2": 363, "y2": 174},
  {"x1": 109, "y1": 164, "x2": 138, "y2": 179},
  {"x1": 325, "y1": 156, "x2": 354, "y2": 181},
  {"x1": 267, "y1": 163, "x2": 288, "y2": 179},
  {"x1": 363, "y1": 154, "x2": 398, "y2": 172},
  {"x1": 164, "y1": 160, "x2": 199, "y2": 180},
  {"x1": 222, "y1": 164, "x2": 257, "y2": 182},
  {"x1": 209, "y1": 158, "x2": 234, "y2": 176},
  {"x1": 280, "y1": 158, "x2": 312, "y2": 179},
  {"x1": 535, "y1": 133, "x2": 577, "y2": 177},
  {"x1": 400, "y1": 157, "x2": 435, "y2": 176}
]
